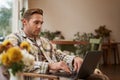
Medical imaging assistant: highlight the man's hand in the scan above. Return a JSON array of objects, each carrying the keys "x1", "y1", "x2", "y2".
[
  {"x1": 73, "y1": 57, "x2": 83, "y2": 72},
  {"x1": 94, "y1": 68, "x2": 103, "y2": 75},
  {"x1": 48, "y1": 61, "x2": 71, "y2": 73}
]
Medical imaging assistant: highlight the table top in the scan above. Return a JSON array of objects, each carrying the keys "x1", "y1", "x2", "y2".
[
  {"x1": 102, "y1": 41, "x2": 120, "y2": 46},
  {"x1": 51, "y1": 40, "x2": 88, "y2": 45},
  {"x1": 22, "y1": 72, "x2": 59, "y2": 79},
  {"x1": 51, "y1": 40, "x2": 120, "y2": 45}
]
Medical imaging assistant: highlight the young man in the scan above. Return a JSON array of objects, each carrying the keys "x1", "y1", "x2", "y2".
[
  {"x1": 6, "y1": 8, "x2": 82, "y2": 74},
  {"x1": 5, "y1": 8, "x2": 109, "y2": 80}
]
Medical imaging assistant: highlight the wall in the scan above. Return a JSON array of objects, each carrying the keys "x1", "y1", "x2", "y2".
[{"x1": 28, "y1": 0, "x2": 120, "y2": 41}]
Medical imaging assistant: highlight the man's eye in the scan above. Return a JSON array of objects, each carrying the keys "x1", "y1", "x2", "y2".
[
  {"x1": 34, "y1": 21, "x2": 43, "y2": 25},
  {"x1": 34, "y1": 22, "x2": 39, "y2": 24},
  {"x1": 41, "y1": 21, "x2": 43, "y2": 24}
]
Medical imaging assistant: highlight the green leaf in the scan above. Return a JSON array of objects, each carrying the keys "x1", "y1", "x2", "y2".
[{"x1": 9, "y1": 61, "x2": 25, "y2": 75}]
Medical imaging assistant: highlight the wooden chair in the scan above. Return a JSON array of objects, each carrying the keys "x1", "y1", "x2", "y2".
[
  {"x1": 89, "y1": 38, "x2": 102, "y2": 68},
  {"x1": 89, "y1": 37, "x2": 102, "y2": 51}
]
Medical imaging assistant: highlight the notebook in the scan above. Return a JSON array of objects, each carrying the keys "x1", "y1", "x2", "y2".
[{"x1": 50, "y1": 51, "x2": 102, "y2": 80}]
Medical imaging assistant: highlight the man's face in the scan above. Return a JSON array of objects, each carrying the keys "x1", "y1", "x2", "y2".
[{"x1": 23, "y1": 13, "x2": 43, "y2": 38}]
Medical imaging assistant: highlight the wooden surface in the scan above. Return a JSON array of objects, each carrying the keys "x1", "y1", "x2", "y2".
[
  {"x1": 22, "y1": 72, "x2": 59, "y2": 80},
  {"x1": 51, "y1": 40, "x2": 88, "y2": 45},
  {"x1": 102, "y1": 41, "x2": 120, "y2": 64},
  {"x1": 102, "y1": 41, "x2": 120, "y2": 46}
]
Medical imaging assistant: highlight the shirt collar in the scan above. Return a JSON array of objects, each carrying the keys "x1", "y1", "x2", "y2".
[{"x1": 19, "y1": 29, "x2": 40, "y2": 41}]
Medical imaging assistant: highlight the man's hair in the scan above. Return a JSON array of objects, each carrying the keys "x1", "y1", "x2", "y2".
[{"x1": 23, "y1": 8, "x2": 43, "y2": 21}]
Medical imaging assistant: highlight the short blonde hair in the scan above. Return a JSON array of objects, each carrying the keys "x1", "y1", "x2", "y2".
[{"x1": 23, "y1": 8, "x2": 43, "y2": 21}]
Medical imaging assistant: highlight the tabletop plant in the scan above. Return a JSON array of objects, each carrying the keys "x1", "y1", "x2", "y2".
[
  {"x1": 40, "y1": 30, "x2": 65, "y2": 40},
  {"x1": 94, "y1": 25, "x2": 112, "y2": 43},
  {"x1": 73, "y1": 32, "x2": 94, "y2": 57}
]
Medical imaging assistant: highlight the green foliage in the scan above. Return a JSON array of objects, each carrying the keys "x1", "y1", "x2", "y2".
[
  {"x1": 8, "y1": 61, "x2": 25, "y2": 75},
  {"x1": 40, "y1": 30, "x2": 55, "y2": 40},
  {"x1": 20, "y1": 7, "x2": 26, "y2": 18},
  {"x1": 73, "y1": 32, "x2": 94, "y2": 56},
  {"x1": 95, "y1": 25, "x2": 112, "y2": 38},
  {"x1": 40, "y1": 30, "x2": 65, "y2": 40},
  {"x1": 0, "y1": 1, "x2": 12, "y2": 36}
]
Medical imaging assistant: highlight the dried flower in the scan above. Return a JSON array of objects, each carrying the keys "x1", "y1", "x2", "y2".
[
  {"x1": 20, "y1": 41, "x2": 30, "y2": 52},
  {"x1": 0, "y1": 47, "x2": 24, "y2": 75},
  {"x1": 95, "y1": 25, "x2": 112, "y2": 38},
  {"x1": 2, "y1": 40, "x2": 13, "y2": 46},
  {"x1": 1, "y1": 53, "x2": 10, "y2": 67},
  {"x1": 2, "y1": 40, "x2": 13, "y2": 51},
  {"x1": 6, "y1": 47, "x2": 23, "y2": 63},
  {"x1": 0, "y1": 40, "x2": 35, "y2": 75}
]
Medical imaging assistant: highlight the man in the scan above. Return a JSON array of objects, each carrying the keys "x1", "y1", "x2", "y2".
[
  {"x1": 6, "y1": 8, "x2": 82, "y2": 76},
  {"x1": 5, "y1": 8, "x2": 109, "y2": 80}
]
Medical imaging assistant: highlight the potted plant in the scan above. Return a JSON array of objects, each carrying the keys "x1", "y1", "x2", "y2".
[
  {"x1": 73, "y1": 32, "x2": 94, "y2": 57},
  {"x1": 40, "y1": 30, "x2": 65, "y2": 40},
  {"x1": 95, "y1": 25, "x2": 112, "y2": 43}
]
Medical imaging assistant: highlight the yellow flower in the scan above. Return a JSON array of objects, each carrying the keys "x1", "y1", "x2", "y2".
[
  {"x1": 20, "y1": 41, "x2": 30, "y2": 52},
  {"x1": 2, "y1": 40, "x2": 13, "y2": 51},
  {"x1": 6, "y1": 47, "x2": 23, "y2": 63},
  {"x1": 0, "y1": 44, "x2": 5, "y2": 53},
  {"x1": 2, "y1": 40, "x2": 12, "y2": 46},
  {"x1": 1, "y1": 53, "x2": 11, "y2": 67}
]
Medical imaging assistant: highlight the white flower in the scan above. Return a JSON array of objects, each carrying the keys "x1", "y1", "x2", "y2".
[{"x1": 21, "y1": 49, "x2": 35, "y2": 66}]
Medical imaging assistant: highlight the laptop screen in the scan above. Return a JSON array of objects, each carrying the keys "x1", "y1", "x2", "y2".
[{"x1": 77, "y1": 51, "x2": 102, "y2": 79}]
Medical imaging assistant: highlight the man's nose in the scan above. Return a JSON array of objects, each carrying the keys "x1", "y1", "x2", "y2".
[{"x1": 37, "y1": 24, "x2": 42, "y2": 28}]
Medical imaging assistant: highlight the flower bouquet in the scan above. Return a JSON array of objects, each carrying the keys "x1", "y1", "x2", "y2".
[{"x1": 0, "y1": 40, "x2": 35, "y2": 80}]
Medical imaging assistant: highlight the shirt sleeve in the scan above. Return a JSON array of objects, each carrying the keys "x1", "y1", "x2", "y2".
[
  {"x1": 32, "y1": 61, "x2": 49, "y2": 73},
  {"x1": 40, "y1": 37, "x2": 76, "y2": 71},
  {"x1": 51, "y1": 43, "x2": 76, "y2": 71},
  {"x1": 5, "y1": 33, "x2": 20, "y2": 46}
]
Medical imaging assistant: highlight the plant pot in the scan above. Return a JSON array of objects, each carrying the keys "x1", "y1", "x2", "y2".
[{"x1": 103, "y1": 37, "x2": 110, "y2": 43}]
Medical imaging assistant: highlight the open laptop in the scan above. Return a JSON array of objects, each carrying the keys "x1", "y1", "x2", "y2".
[{"x1": 50, "y1": 51, "x2": 102, "y2": 80}]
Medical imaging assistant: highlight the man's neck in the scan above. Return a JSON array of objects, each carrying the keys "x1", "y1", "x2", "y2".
[{"x1": 23, "y1": 30, "x2": 38, "y2": 39}]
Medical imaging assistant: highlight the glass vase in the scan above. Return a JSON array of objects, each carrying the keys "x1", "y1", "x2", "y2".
[{"x1": 9, "y1": 69, "x2": 23, "y2": 80}]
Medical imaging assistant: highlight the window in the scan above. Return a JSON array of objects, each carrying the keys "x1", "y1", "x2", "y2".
[
  {"x1": 0, "y1": 0, "x2": 28, "y2": 39},
  {"x1": 0, "y1": 0, "x2": 12, "y2": 37}
]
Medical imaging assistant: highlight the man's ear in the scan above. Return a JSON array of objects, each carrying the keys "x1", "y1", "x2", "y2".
[{"x1": 21, "y1": 18, "x2": 27, "y2": 25}]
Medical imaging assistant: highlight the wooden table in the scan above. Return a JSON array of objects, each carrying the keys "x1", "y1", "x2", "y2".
[
  {"x1": 102, "y1": 41, "x2": 120, "y2": 64},
  {"x1": 51, "y1": 40, "x2": 88, "y2": 45}
]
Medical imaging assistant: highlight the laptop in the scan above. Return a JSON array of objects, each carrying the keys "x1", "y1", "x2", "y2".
[{"x1": 50, "y1": 51, "x2": 102, "y2": 80}]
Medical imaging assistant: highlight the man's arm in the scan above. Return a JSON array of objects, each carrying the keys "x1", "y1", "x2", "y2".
[{"x1": 50, "y1": 42, "x2": 83, "y2": 72}]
